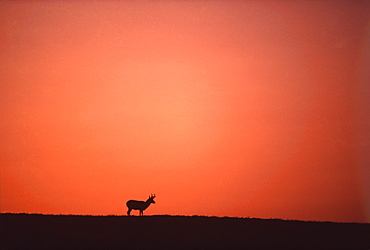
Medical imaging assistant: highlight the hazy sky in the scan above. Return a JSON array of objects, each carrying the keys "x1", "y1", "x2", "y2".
[{"x1": 1, "y1": 0, "x2": 369, "y2": 222}]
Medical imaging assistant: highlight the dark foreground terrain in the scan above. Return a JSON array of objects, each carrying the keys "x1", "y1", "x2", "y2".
[{"x1": 1, "y1": 213, "x2": 369, "y2": 249}]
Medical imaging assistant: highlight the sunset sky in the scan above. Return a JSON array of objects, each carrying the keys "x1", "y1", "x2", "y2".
[{"x1": 1, "y1": 0, "x2": 369, "y2": 223}]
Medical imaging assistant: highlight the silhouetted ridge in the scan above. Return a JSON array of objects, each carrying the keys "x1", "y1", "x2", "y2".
[{"x1": 1, "y1": 213, "x2": 369, "y2": 249}]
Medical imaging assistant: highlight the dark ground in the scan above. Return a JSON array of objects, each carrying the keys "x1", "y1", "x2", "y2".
[{"x1": 1, "y1": 213, "x2": 369, "y2": 249}]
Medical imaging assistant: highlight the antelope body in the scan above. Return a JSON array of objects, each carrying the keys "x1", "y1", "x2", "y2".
[{"x1": 126, "y1": 194, "x2": 156, "y2": 216}]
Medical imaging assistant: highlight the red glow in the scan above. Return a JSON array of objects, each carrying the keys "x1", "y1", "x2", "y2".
[{"x1": 1, "y1": 1, "x2": 369, "y2": 222}]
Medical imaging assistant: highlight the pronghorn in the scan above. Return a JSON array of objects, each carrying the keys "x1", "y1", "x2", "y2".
[{"x1": 126, "y1": 194, "x2": 156, "y2": 216}]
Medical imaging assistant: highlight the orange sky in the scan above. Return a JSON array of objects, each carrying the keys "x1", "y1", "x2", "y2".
[{"x1": 1, "y1": 0, "x2": 369, "y2": 223}]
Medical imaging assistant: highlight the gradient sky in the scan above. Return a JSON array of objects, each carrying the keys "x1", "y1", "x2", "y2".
[{"x1": 1, "y1": 0, "x2": 369, "y2": 223}]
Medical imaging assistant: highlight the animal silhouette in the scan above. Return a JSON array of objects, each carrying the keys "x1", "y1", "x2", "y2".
[{"x1": 126, "y1": 194, "x2": 156, "y2": 216}]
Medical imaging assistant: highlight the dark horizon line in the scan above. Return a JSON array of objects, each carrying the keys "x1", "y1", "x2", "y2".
[{"x1": 1, "y1": 212, "x2": 367, "y2": 225}]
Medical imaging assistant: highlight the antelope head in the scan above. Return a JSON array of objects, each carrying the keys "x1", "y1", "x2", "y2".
[{"x1": 148, "y1": 194, "x2": 156, "y2": 204}]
